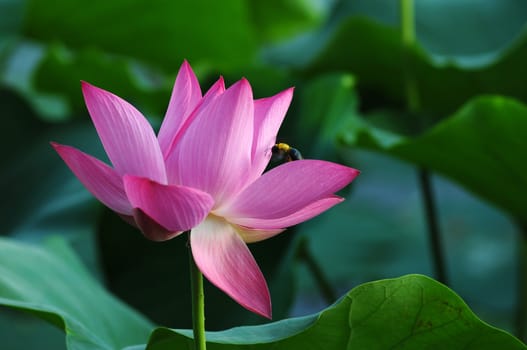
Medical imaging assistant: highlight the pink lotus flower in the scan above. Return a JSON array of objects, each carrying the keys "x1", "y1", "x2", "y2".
[{"x1": 52, "y1": 61, "x2": 359, "y2": 318}]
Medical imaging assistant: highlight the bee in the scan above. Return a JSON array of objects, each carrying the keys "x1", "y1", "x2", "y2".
[{"x1": 271, "y1": 143, "x2": 303, "y2": 162}]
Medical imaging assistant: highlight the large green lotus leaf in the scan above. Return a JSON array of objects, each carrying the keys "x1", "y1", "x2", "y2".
[
  {"x1": 265, "y1": 1, "x2": 527, "y2": 69},
  {"x1": 32, "y1": 44, "x2": 172, "y2": 118},
  {"x1": 339, "y1": 0, "x2": 527, "y2": 62},
  {"x1": 22, "y1": 0, "x2": 256, "y2": 71},
  {"x1": 340, "y1": 95, "x2": 527, "y2": 220},
  {"x1": 1, "y1": 38, "x2": 171, "y2": 121},
  {"x1": 31, "y1": 44, "x2": 295, "y2": 118},
  {"x1": 128, "y1": 275, "x2": 524, "y2": 349},
  {"x1": 0, "y1": 237, "x2": 153, "y2": 350},
  {"x1": 305, "y1": 17, "x2": 527, "y2": 116},
  {"x1": 3, "y1": 43, "x2": 293, "y2": 122},
  {"x1": 4, "y1": 0, "x2": 307, "y2": 121},
  {"x1": 21, "y1": 0, "x2": 330, "y2": 69},
  {"x1": 248, "y1": 0, "x2": 326, "y2": 44}
]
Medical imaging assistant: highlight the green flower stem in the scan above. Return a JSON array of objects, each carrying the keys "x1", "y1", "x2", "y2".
[
  {"x1": 418, "y1": 169, "x2": 448, "y2": 284},
  {"x1": 400, "y1": 0, "x2": 419, "y2": 113},
  {"x1": 400, "y1": 0, "x2": 448, "y2": 285},
  {"x1": 188, "y1": 232, "x2": 206, "y2": 350}
]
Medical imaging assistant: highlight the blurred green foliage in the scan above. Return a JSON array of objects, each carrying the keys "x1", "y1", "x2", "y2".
[
  {"x1": 1, "y1": 0, "x2": 527, "y2": 348},
  {"x1": 0, "y1": 237, "x2": 153, "y2": 349},
  {"x1": 340, "y1": 96, "x2": 527, "y2": 220}
]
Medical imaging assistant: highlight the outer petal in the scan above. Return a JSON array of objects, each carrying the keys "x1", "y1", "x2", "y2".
[
  {"x1": 218, "y1": 160, "x2": 359, "y2": 226},
  {"x1": 166, "y1": 79, "x2": 254, "y2": 204},
  {"x1": 132, "y1": 208, "x2": 183, "y2": 242},
  {"x1": 248, "y1": 88, "x2": 294, "y2": 183},
  {"x1": 229, "y1": 196, "x2": 343, "y2": 230},
  {"x1": 81, "y1": 82, "x2": 167, "y2": 183},
  {"x1": 191, "y1": 216, "x2": 272, "y2": 318},
  {"x1": 51, "y1": 142, "x2": 132, "y2": 215},
  {"x1": 158, "y1": 61, "x2": 202, "y2": 157},
  {"x1": 234, "y1": 225, "x2": 285, "y2": 244},
  {"x1": 123, "y1": 175, "x2": 214, "y2": 235}
]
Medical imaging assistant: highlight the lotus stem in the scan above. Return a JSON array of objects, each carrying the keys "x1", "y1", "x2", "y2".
[
  {"x1": 188, "y1": 231, "x2": 207, "y2": 350},
  {"x1": 418, "y1": 169, "x2": 448, "y2": 284},
  {"x1": 400, "y1": 0, "x2": 448, "y2": 284}
]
